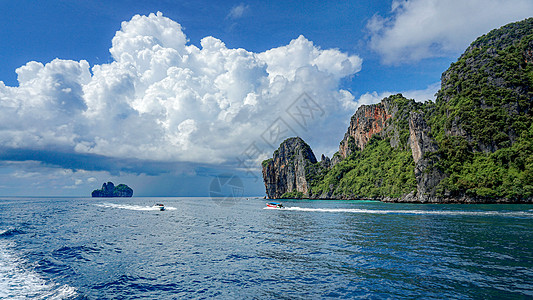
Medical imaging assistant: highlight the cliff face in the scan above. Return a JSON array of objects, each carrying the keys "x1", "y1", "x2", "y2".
[
  {"x1": 262, "y1": 137, "x2": 317, "y2": 199},
  {"x1": 337, "y1": 96, "x2": 418, "y2": 161},
  {"x1": 262, "y1": 18, "x2": 533, "y2": 203},
  {"x1": 426, "y1": 18, "x2": 533, "y2": 202},
  {"x1": 339, "y1": 103, "x2": 392, "y2": 158},
  {"x1": 407, "y1": 112, "x2": 445, "y2": 202},
  {"x1": 263, "y1": 95, "x2": 419, "y2": 200},
  {"x1": 436, "y1": 18, "x2": 533, "y2": 153}
]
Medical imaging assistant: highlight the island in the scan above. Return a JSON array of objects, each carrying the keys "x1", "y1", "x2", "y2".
[
  {"x1": 262, "y1": 18, "x2": 533, "y2": 204},
  {"x1": 91, "y1": 182, "x2": 133, "y2": 197}
]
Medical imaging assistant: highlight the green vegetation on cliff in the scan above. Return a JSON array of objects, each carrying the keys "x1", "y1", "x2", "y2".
[
  {"x1": 308, "y1": 94, "x2": 418, "y2": 199},
  {"x1": 261, "y1": 158, "x2": 272, "y2": 168},
  {"x1": 430, "y1": 18, "x2": 533, "y2": 200},
  {"x1": 310, "y1": 135, "x2": 416, "y2": 198},
  {"x1": 435, "y1": 123, "x2": 533, "y2": 199}
]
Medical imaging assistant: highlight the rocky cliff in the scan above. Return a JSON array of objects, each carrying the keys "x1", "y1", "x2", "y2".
[
  {"x1": 338, "y1": 103, "x2": 392, "y2": 158},
  {"x1": 405, "y1": 111, "x2": 445, "y2": 203},
  {"x1": 92, "y1": 182, "x2": 133, "y2": 197},
  {"x1": 436, "y1": 17, "x2": 533, "y2": 153},
  {"x1": 263, "y1": 94, "x2": 419, "y2": 200},
  {"x1": 262, "y1": 137, "x2": 317, "y2": 199},
  {"x1": 425, "y1": 17, "x2": 533, "y2": 202},
  {"x1": 337, "y1": 95, "x2": 419, "y2": 160},
  {"x1": 262, "y1": 18, "x2": 533, "y2": 203}
]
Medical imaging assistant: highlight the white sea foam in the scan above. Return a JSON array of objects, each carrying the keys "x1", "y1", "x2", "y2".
[
  {"x1": 264, "y1": 206, "x2": 533, "y2": 217},
  {"x1": 0, "y1": 240, "x2": 77, "y2": 299},
  {"x1": 95, "y1": 203, "x2": 177, "y2": 211}
]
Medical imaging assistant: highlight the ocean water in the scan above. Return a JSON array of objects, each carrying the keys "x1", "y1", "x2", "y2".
[{"x1": 0, "y1": 197, "x2": 532, "y2": 299}]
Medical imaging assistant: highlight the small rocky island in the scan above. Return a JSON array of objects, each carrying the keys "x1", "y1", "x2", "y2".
[{"x1": 91, "y1": 182, "x2": 133, "y2": 197}]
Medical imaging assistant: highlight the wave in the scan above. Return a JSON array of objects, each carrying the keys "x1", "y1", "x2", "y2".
[
  {"x1": 52, "y1": 245, "x2": 101, "y2": 262},
  {"x1": 0, "y1": 240, "x2": 78, "y2": 299},
  {"x1": 264, "y1": 206, "x2": 533, "y2": 217},
  {"x1": 95, "y1": 203, "x2": 177, "y2": 211},
  {"x1": 0, "y1": 228, "x2": 25, "y2": 237}
]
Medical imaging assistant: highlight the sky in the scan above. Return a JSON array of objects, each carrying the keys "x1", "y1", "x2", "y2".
[{"x1": 0, "y1": 0, "x2": 531, "y2": 197}]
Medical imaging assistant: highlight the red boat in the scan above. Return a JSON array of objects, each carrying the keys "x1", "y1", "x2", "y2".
[{"x1": 266, "y1": 202, "x2": 284, "y2": 208}]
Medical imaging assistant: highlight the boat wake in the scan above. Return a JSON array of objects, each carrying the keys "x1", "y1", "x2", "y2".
[
  {"x1": 0, "y1": 240, "x2": 78, "y2": 299},
  {"x1": 95, "y1": 203, "x2": 177, "y2": 211},
  {"x1": 264, "y1": 206, "x2": 533, "y2": 217}
]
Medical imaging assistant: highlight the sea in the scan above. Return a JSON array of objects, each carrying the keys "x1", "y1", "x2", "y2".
[{"x1": 0, "y1": 197, "x2": 532, "y2": 299}]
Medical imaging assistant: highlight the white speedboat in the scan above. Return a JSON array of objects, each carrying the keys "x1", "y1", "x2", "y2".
[{"x1": 153, "y1": 203, "x2": 165, "y2": 211}]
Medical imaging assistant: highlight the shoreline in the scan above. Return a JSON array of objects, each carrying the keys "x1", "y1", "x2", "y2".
[{"x1": 266, "y1": 195, "x2": 533, "y2": 204}]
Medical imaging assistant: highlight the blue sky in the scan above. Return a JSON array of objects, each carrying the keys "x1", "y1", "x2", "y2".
[
  {"x1": 0, "y1": 0, "x2": 531, "y2": 196},
  {"x1": 0, "y1": 1, "x2": 451, "y2": 93}
]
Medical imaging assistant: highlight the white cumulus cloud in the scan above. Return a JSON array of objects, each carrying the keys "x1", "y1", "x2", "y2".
[
  {"x1": 0, "y1": 12, "x2": 363, "y2": 168},
  {"x1": 368, "y1": 0, "x2": 533, "y2": 64}
]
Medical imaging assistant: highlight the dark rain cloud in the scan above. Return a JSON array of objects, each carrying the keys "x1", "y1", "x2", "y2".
[{"x1": 0, "y1": 147, "x2": 209, "y2": 176}]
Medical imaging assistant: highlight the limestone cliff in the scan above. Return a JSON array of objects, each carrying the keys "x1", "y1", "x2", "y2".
[
  {"x1": 436, "y1": 17, "x2": 533, "y2": 153},
  {"x1": 407, "y1": 112, "x2": 445, "y2": 202},
  {"x1": 337, "y1": 95, "x2": 418, "y2": 162},
  {"x1": 263, "y1": 94, "x2": 420, "y2": 200},
  {"x1": 262, "y1": 137, "x2": 317, "y2": 199},
  {"x1": 338, "y1": 102, "x2": 392, "y2": 158}
]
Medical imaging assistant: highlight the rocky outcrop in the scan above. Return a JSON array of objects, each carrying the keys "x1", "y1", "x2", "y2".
[
  {"x1": 262, "y1": 137, "x2": 317, "y2": 199},
  {"x1": 336, "y1": 95, "x2": 417, "y2": 163},
  {"x1": 92, "y1": 182, "x2": 133, "y2": 197},
  {"x1": 408, "y1": 112, "x2": 445, "y2": 202},
  {"x1": 338, "y1": 101, "x2": 392, "y2": 158},
  {"x1": 319, "y1": 154, "x2": 331, "y2": 169},
  {"x1": 437, "y1": 18, "x2": 533, "y2": 153}
]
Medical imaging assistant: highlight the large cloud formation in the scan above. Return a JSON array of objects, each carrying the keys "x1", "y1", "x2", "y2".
[
  {"x1": 368, "y1": 0, "x2": 533, "y2": 64},
  {"x1": 0, "y1": 12, "x2": 362, "y2": 169}
]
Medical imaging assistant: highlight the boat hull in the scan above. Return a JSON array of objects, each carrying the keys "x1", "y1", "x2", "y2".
[
  {"x1": 153, "y1": 204, "x2": 165, "y2": 211},
  {"x1": 266, "y1": 202, "x2": 283, "y2": 208}
]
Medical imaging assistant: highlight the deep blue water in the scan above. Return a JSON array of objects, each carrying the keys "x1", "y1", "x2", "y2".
[{"x1": 1, "y1": 197, "x2": 532, "y2": 299}]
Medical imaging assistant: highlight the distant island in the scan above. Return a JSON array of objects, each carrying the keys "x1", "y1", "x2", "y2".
[
  {"x1": 92, "y1": 182, "x2": 133, "y2": 197},
  {"x1": 262, "y1": 18, "x2": 533, "y2": 204}
]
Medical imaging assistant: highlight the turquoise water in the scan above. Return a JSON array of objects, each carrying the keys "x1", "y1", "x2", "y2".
[{"x1": 1, "y1": 197, "x2": 532, "y2": 299}]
